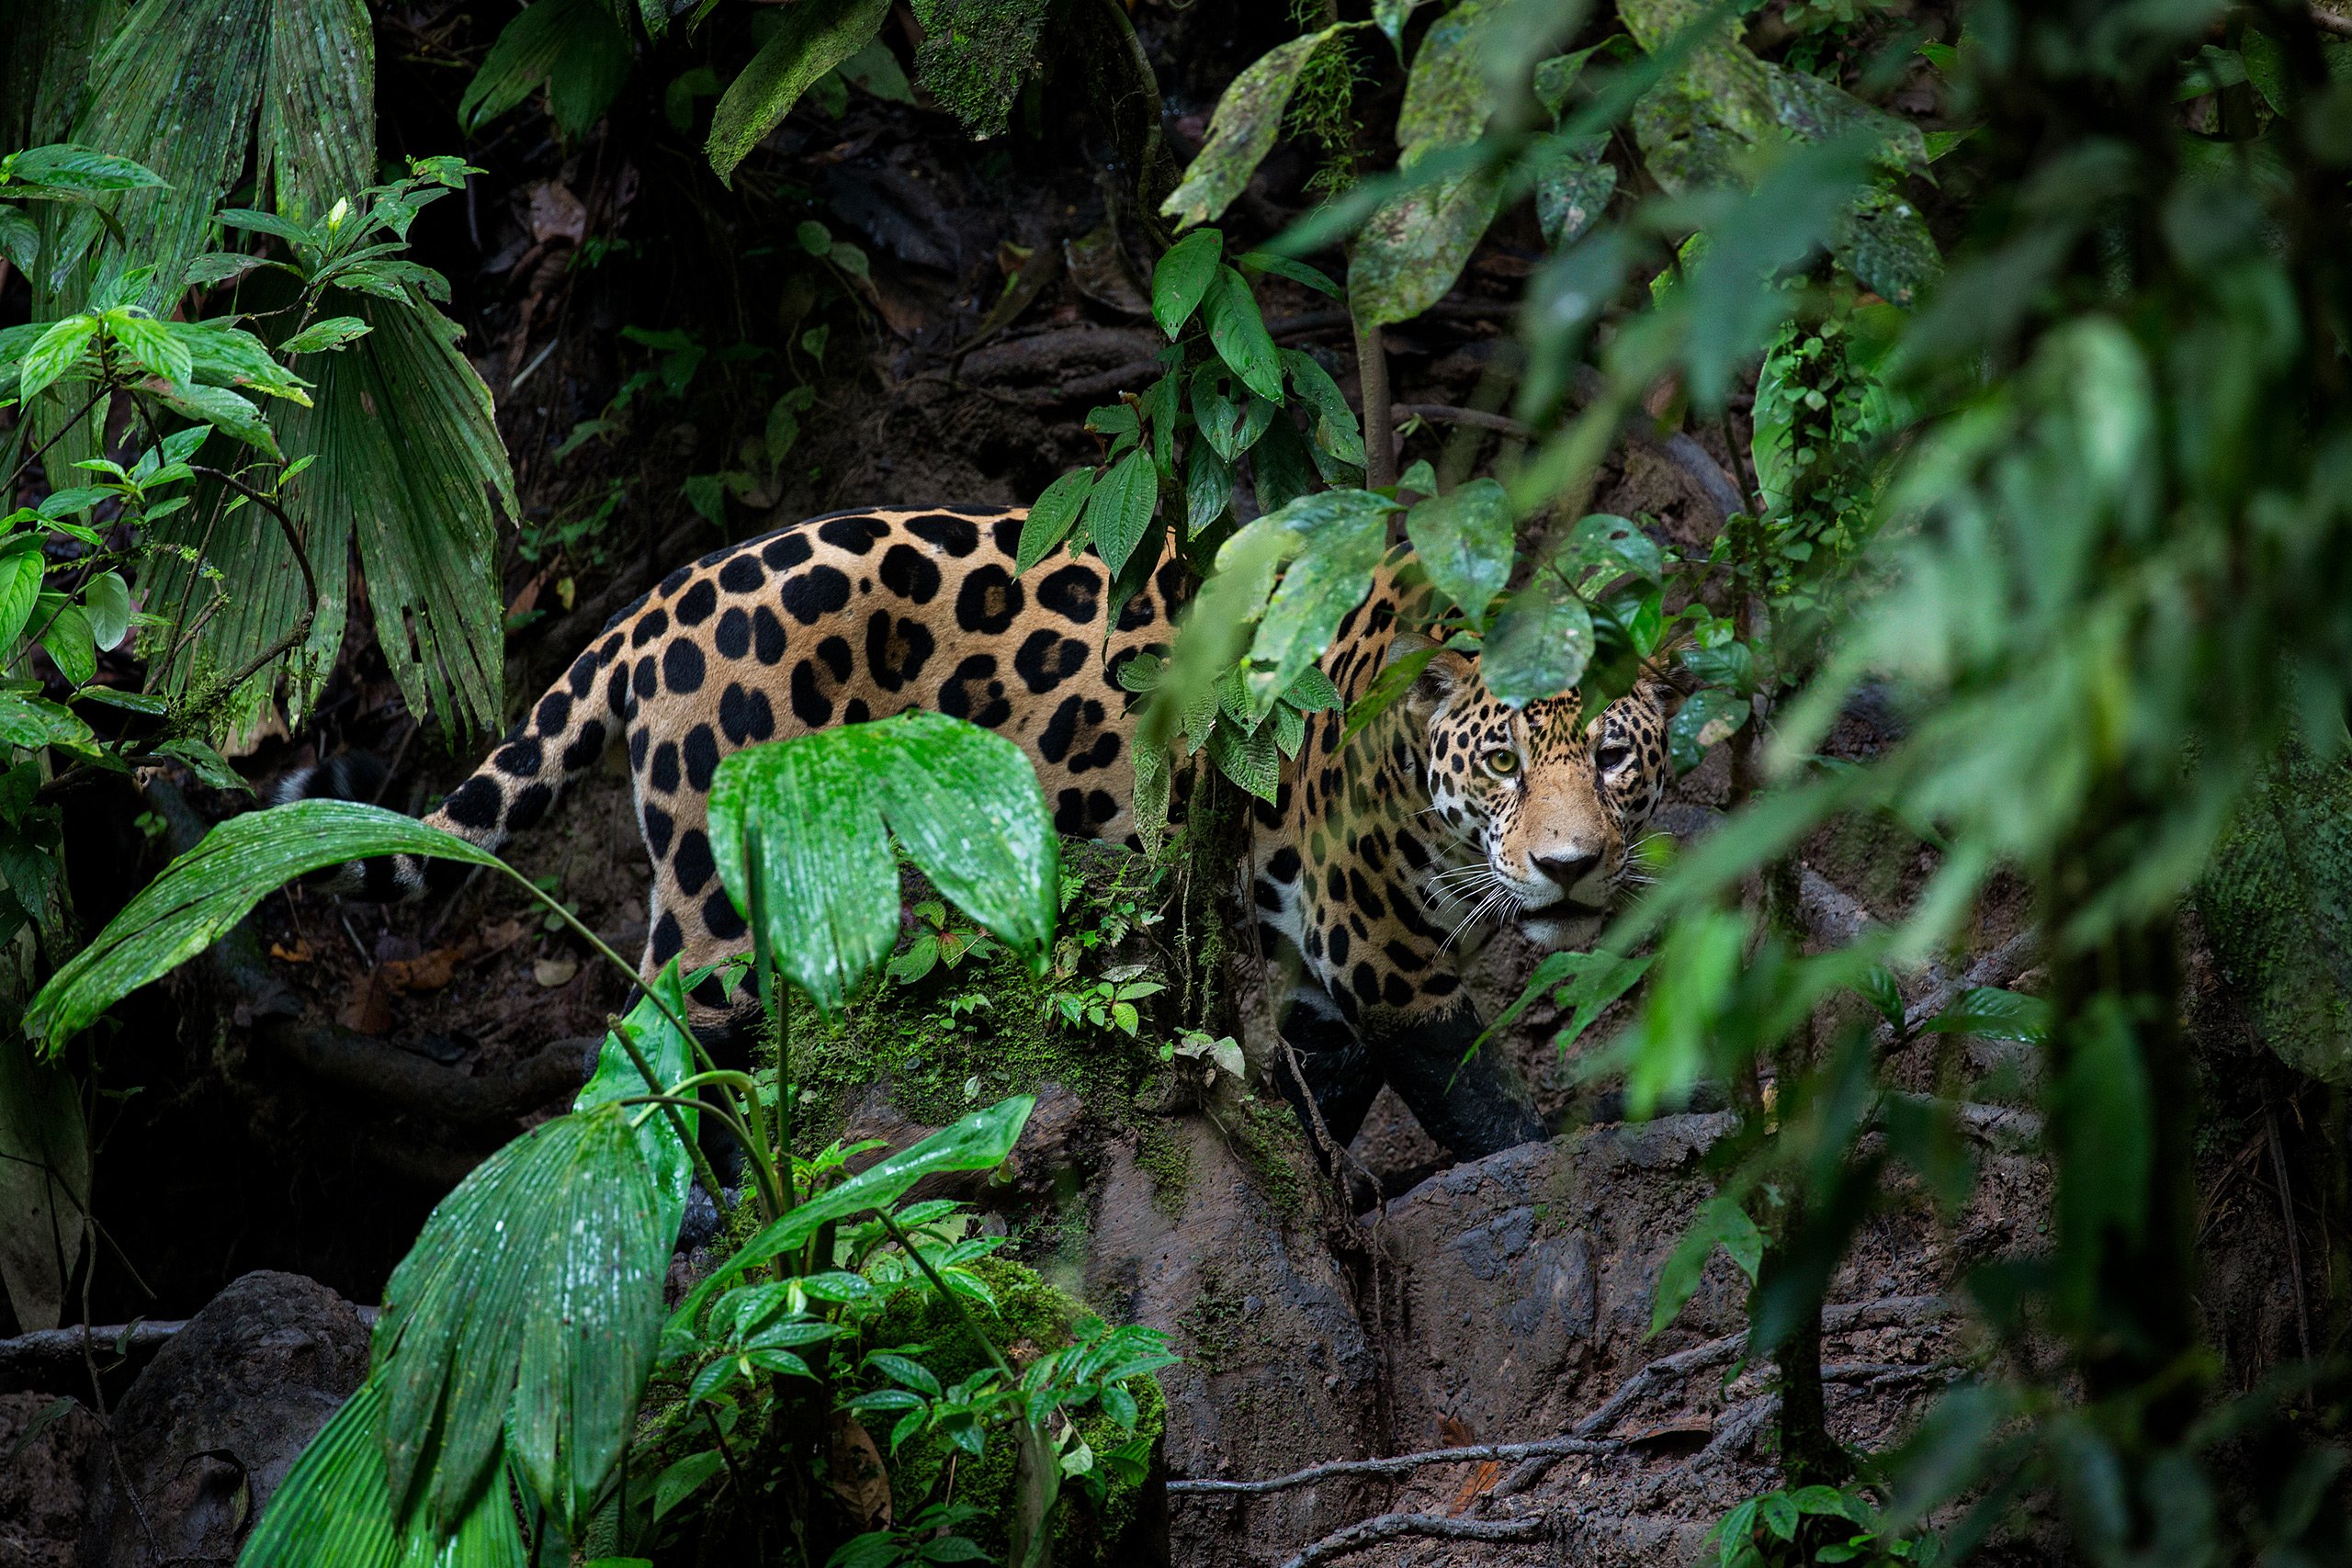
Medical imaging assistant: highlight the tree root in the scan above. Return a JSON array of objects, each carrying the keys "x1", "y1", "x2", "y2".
[{"x1": 1167, "y1": 1434, "x2": 1623, "y2": 1498}]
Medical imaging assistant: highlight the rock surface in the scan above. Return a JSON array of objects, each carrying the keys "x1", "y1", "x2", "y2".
[
  {"x1": 80, "y1": 1270, "x2": 369, "y2": 1568},
  {"x1": 1, "y1": 1390, "x2": 106, "y2": 1568}
]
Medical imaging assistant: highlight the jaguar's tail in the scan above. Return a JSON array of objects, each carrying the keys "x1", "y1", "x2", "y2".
[{"x1": 278, "y1": 633, "x2": 630, "y2": 901}]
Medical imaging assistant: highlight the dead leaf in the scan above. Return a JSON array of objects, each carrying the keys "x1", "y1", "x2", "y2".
[
  {"x1": 1438, "y1": 1414, "x2": 1476, "y2": 1447},
  {"x1": 526, "y1": 181, "x2": 587, "y2": 247},
  {"x1": 827, "y1": 1412, "x2": 892, "y2": 1530},
  {"x1": 380, "y1": 948, "x2": 463, "y2": 992},
  {"x1": 337, "y1": 973, "x2": 392, "y2": 1036},
  {"x1": 533, "y1": 956, "x2": 579, "y2": 989},
  {"x1": 1447, "y1": 1460, "x2": 1501, "y2": 1515},
  {"x1": 479, "y1": 919, "x2": 527, "y2": 953},
  {"x1": 268, "y1": 941, "x2": 312, "y2": 964},
  {"x1": 1063, "y1": 223, "x2": 1150, "y2": 318},
  {"x1": 1623, "y1": 1417, "x2": 1713, "y2": 1452}
]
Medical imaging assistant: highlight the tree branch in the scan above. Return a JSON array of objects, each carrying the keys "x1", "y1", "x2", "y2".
[
  {"x1": 1279, "y1": 1512, "x2": 1545, "y2": 1568},
  {"x1": 1166, "y1": 1434, "x2": 1623, "y2": 1497}
]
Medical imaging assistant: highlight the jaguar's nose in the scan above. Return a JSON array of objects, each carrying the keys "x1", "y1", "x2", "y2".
[{"x1": 1534, "y1": 852, "x2": 1602, "y2": 892}]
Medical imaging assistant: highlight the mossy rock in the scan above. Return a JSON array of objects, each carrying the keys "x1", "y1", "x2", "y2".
[
  {"x1": 2199, "y1": 734, "x2": 2352, "y2": 1082},
  {"x1": 852, "y1": 1255, "x2": 1167, "y2": 1565}
]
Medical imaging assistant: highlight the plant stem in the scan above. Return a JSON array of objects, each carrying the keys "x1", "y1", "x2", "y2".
[{"x1": 1354, "y1": 318, "x2": 1396, "y2": 491}]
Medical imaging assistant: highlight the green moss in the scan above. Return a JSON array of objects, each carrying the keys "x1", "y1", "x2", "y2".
[
  {"x1": 1131, "y1": 1117, "x2": 1192, "y2": 1216},
  {"x1": 2199, "y1": 733, "x2": 2352, "y2": 1082},
  {"x1": 854, "y1": 1257, "x2": 1166, "y2": 1565},
  {"x1": 1172, "y1": 1262, "x2": 1251, "y2": 1375}
]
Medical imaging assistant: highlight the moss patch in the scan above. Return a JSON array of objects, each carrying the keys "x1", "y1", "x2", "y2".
[{"x1": 854, "y1": 1256, "x2": 1166, "y2": 1565}]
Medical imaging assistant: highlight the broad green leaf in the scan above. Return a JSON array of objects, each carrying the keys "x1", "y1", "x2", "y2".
[
  {"x1": 1279, "y1": 348, "x2": 1365, "y2": 468},
  {"x1": 1373, "y1": 0, "x2": 1424, "y2": 48},
  {"x1": 23, "y1": 801, "x2": 503, "y2": 1048},
  {"x1": 4, "y1": 145, "x2": 168, "y2": 195},
  {"x1": 216, "y1": 208, "x2": 320, "y2": 249},
  {"x1": 1562, "y1": 513, "x2": 1662, "y2": 584},
  {"x1": 105, "y1": 310, "x2": 191, "y2": 387},
  {"x1": 1240, "y1": 491, "x2": 1393, "y2": 717},
  {"x1": 281, "y1": 316, "x2": 372, "y2": 354},
  {"x1": 17, "y1": 315, "x2": 97, "y2": 403},
  {"x1": 81, "y1": 571, "x2": 131, "y2": 650},
  {"x1": 574, "y1": 964, "x2": 701, "y2": 1244},
  {"x1": 1083, "y1": 449, "x2": 1159, "y2": 575},
  {"x1": 1015, "y1": 468, "x2": 1094, "y2": 575},
  {"x1": 0, "y1": 551, "x2": 44, "y2": 650},
  {"x1": 1250, "y1": 412, "x2": 1318, "y2": 513},
  {"x1": 0, "y1": 208, "x2": 36, "y2": 276},
  {"x1": 706, "y1": 714, "x2": 1059, "y2": 1015},
  {"x1": 1536, "y1": 137, "x2": 1618, "y2": 246},
  {"x1": 36, "y1": 602, "x2": 95, "y2": 686},
  {"x1": 143, "y1": 380, "x2": 281, "y2": 458},
  {"x1": 1202, "y1": 265, "x2": 1282, "y2": 402},
  {"x1": 1668, "y1": 685, "x2": 1748, "y2": 772},
  {"x1": 1482, "y1": 577, "x2": 1594, "y2": 707},
  {"x1": 669, "y1": 1095, "x2": 1035, "y2": 1327},
  {"x1": 1239, "y1": 250, "x2": 1341, "y2": 298},
  {"x1": 173, "y1": 321, "x2": 311, "y2": 402},
  {"x1": 1350, "y1": 166, "x2": 1504, "y2": 329},
  {"x1": 1152, "y1": 228, "x2": 1222, "y2": 339},
  {"x1": 1159, "y1": 28, "x2": 1341, "y2": 229},
  {"x1": 651, "y1": 1451, "x2": 724, "y2": 1523},
  {"x1": 1650, "y1": 1194, "x2": 1764, "y2": 1336},
  {"x1": 235, "y1": 1373, "x2": 529, "y2": 1568},
  {"x1": 459, "y1": 0, "x2": 633, "y2": 139},
  {"x1": 1923, "y1": 987, "x2": 2051, "y2": 1044},
  {"x1": 838, "y1": 39, "x2": 914, "y2": 103},
  {"x1": 1404, "y1": 478, "x2": 1511, "y2": 628},
  {"x1": 707, "y1": 0, "x2": 892, "y2": 185},
  {"x1": 1394, "y1": 0, "x2": 1502, "y2": 157},
  {"x1": 1184, "y1": 442, "x2": 1233, "y2": 538},
  {"x1": 377, "y1": 1104, "x2": 668, "y2": 1536}
]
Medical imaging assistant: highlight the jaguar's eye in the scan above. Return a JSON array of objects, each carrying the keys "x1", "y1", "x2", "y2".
[
  {"x1": 1485, "y1": 749, "x2": 1520, "y2": 776},
  {"x1": 1596, "y1": 743, "x2": 1633, "y2": 773}
]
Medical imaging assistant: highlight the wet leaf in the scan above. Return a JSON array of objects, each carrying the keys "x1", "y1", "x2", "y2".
[
  {"x1": 1348, "y1": 165, "x2": 1504, "y2": 329},
  {"x1": 1405, "y1": 478, "x2": 1512, "y2": 628},
  {"x1": 1203, "y1": 265, "x2": 1282, "y2": 401},
  {"x1": 707, "y1": 715, "x2": 1057, "y2": 1014},
  {"x1": 23, "y1": 802, "x2": 503, "y2": 1048},
  {"x1": 1151, "y1": 227, "x2": 1221, "y2": 339},
  {"x1": 1668, "y1": 685, "x2": 1748, "y2": 772},
  {"x1": 707, "y1": 0, "x2": 892, "y2": 185},
  {"x1": 1015, "y1": 467, "x2": 1093, "y2": 575},
  {"x1": 1084, "y1": 449, "x2": 1159, "y2": 575},
  {"x1": 1160, "y1": 28, "x2": 1342, "y2": 229},
  {"x1": 1482, "y1": 575, "x2": 1594, "y2": 707},
  {"x1": 1240, "y1": 491, "x2": 1393, "y2": 718}
]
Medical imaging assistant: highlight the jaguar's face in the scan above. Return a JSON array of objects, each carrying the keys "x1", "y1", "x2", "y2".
[{"x1": 1405, "y1": 641, "x2": 1672, "y2": 940}]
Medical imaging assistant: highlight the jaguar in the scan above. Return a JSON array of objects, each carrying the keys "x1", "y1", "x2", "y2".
[{"x1": 296, "y1": 505, "x2": 1672, "y2": 1161}]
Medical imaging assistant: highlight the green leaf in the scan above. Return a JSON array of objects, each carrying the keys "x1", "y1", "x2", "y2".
[
  {"x1": 216, "y1": 208, "x2": 319, "y2": 248},
  {"x1": 1082, "y1": 450, "x2": 1159, "y2": 576},
  {"x1": 5, "y1": 145, "x2": 168, "y2": 196},
  {"x1": 1404, "y1": 478, "x2": 1511, "y2": 628},
  {"x1": 1013, "y1": 469, "x2": 1098, "y2": 575},
  {"x1": 1349, "y1": 165, "x2": 1504, "y2": 329},
  {"x1": 280, "y1": 316, "x2": 372, "y2": 354},
  {"x1": 1152, "y1": 228, "x2": 1222, "y2": 339},
  {"x1": 1668, "y1": 685, "x2": 1748, "y2": 773},
  {"x1": 1184, "y1": 442, "x2": 1233, "y2": 538},
  {"x1": 459, "y1": 0, "x2": 634, "y2": 139},
  {"x1": 1280, "y1": 348, "x2": 1365, "y2": 468},
  {"x1": 651, "y1": 1451, "x2": 724, "y2": 1523},
  {"x1": 1535, "y1": 138, "x2": 1618, "y2": 247},
  {"x1": 37, "y1": 602, "x2": 95, "y2": 686},
  {"x1": 1651, "y1": 1194, "x2": 1764, "y2": 1336},
  {"x1": 23, "y1": 800, "x2": 503, "y2": 1048},
  {"x1": 670, "y1": 1095, "x2": 1035, "y2": 1327},
  {"x1": 1202, "y1": 265, "x2": 1282, "y2": 402},
  {"x1": 0, "y1": 208, "x2": 37, "y2": 276},
  {"x1": 0, "y1": 552, "x2": 44, "y2": 650},
  {"x1": 1482, "y1": 577, "x2": 1594, "y2": 707},
  {"x1": 707, "y1": 714, "x2": 1059, "y2": 1015},
  {"x1": 236, "y1": 1372, "x2": 529, "y2": 1568},
  {"x1": 1240, "y1": 491, "x2": 1393, "y2": 718},
  {"x1": 81, "y1": 571, "x2": 131, "y2": 650},
  {"x1": 1394, "y1": 0, "x2": 1502, "y2": 157},
  {"x1": 143, "y1": 380, "x2": 280, "y2": 458},
  {"x1": 837, "y1": 39, "x2": 914, "y2": 103},
  {"x1": 1160, "y1": 28, "x2": 1343, "y2": 228},
  {"x1": 1759, "y1": 1492, "x2": 1800, "y2": 1542},
  {"x1": 1924, "y1": 987, "x2": 2050, "y2": 1044},
  {"x1": 1562, "y1": 513, "x2": 1662, "y2": 584},
  {"x1": 707, "y1": 0, "x2": 892, "y2": 186},
  {"x1": 377, "y1": 1103, "x2": 669, "y2": 1535},
  {"x1": 105, "y1": 310, "x2": 191, "y2": 386},
  {"x1": 17, "y1": 315, "x2": 97, "y2": 404},
  {"x1": 574, "y1": 964, "x2": 700, "y2": 1244},
  {"x1": 154, "y1": 737, "x2": 252, "y2": 793},
  {"x1": 1238, "y1": 250, "x2": 1341, "y2": 298}
]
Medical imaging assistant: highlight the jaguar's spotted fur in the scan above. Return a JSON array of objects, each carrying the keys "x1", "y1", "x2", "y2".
[{"x1": 306, "y1": 505, "x2": 1671, "y2": 1159}]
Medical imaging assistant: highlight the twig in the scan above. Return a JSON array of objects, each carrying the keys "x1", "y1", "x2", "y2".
[
  {"x1": 2267, "y1": 1105, "x2": 2313, "y2": 1364},
  {"x1": 185, "y1": 463, "x2": 319, "y2": 695},
  {"x1": 1280, "y1": 1511, "x2": 1545, "y2": 1567},
  {"x1": 1393, "y1": 401, "x2": 1530, "y2": 439},
  {"x1": 2312, "y1": 6, "x2": 2352, "y2": 39},
  {"x1": 4, "y1": 383, "x2": 113, "y2": 493},
  {"x1": 1167, "y1": 1434, "x2": 1623, "y2": 1497},
  {"x1": 1356, "y1": 320, "x2": 1396, "y2": 491}
]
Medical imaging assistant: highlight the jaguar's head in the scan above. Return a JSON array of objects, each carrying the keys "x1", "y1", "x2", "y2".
[{"x1": 1396, "y1": 636, "x2": 1673, "y2": 942}]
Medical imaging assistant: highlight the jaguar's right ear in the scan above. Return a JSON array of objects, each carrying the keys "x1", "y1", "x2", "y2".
[{"x1": 1386, "y1": 632, "x2": 1473, "y2": 725}]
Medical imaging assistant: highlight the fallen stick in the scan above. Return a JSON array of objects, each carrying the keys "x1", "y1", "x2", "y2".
[
  {"x1": 1166, "y1": 1434, "x2": 1623, "y2": 1498},
  {"x1": 1279, "y1": 1510, "x2": 1546, "y2": 1568}
]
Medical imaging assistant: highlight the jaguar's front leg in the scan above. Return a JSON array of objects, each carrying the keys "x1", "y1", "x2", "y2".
[{"x1": 1363, "y1": 998, "x2": 1546, "y2": 1160}]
